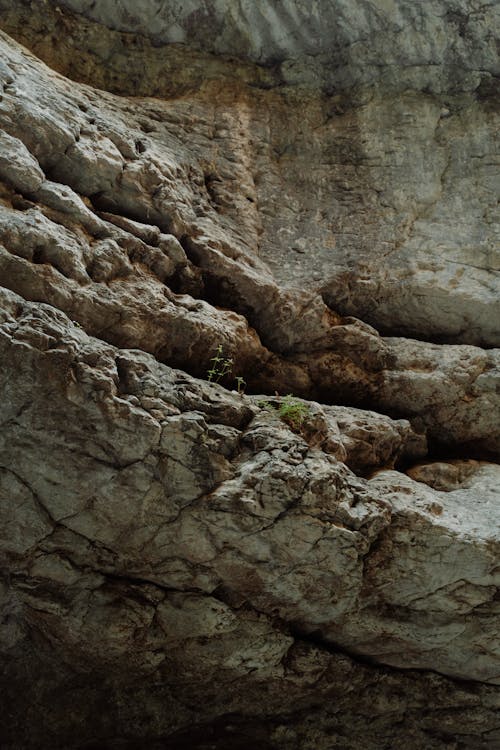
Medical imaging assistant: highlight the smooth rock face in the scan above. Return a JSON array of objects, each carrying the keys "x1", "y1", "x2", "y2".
[{"x1": 0, "y1": 2, "x2": 499, "y2": 749}]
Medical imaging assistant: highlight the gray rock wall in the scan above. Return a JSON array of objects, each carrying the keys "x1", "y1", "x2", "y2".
[
  {"x1": 3, "y1": 0, "x2": 498, "y2": 346},
  {"x1": 59, "y1": 0, "x2": 500, "y2": 92},
  {"x1": 0, "y1": 2, "x2": 499, "y2": 748}
]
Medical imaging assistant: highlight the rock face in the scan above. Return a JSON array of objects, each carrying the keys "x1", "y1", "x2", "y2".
[
  {"x1": 0, "y1": 2, "x2": 499, "y2": 749},
  {"x1": 2, "y1": 0, "x2": 499, "y2": 347},
  {"x1": 1, "y1": 290, "x2": 500, "y2": 749},
  {"x1": 46, "y1": 1, "x2": 500, "y2": 89}
]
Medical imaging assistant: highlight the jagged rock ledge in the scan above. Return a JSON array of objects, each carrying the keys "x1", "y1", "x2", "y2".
[{"x1": 1, "y1": 290, "x2": 500, "y2": 749}]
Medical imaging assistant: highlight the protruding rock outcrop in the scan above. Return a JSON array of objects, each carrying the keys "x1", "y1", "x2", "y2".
[{"x1": 1, "y1": 290, "x2": 499, "y2": 749}]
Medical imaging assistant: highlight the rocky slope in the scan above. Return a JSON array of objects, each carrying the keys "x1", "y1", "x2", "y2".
[{"x1": 0, "y1": 2, "x2": 499, "y2": 749}]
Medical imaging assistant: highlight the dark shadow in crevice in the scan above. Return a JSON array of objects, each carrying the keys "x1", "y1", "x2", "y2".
[
  {"x1": 320, "y1": 292, "x2": 499, "y2": 350},
  {"x1": 287, "y1": 623, "x2": 495, "y2": 689},
  {"x1": 88, "y1": 192, "x2": 171, "y2": 234},
  {"x1": 79, "y1": 715, "x2": 279, "y2": 750},
  {"x1": 395, "y1": 438, "x2": 499, "y2": 474}
]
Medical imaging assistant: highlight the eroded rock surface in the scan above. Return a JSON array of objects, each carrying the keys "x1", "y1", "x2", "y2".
[
  {"x1": 0, "y1": 3, "x2": 499, "y2": 749},
  {"x1": 1, "y1": 290, "x2": 499, "y2": 749},
  {"x1": 2, "y1": 0, "x2": 499, "y2": 346}
]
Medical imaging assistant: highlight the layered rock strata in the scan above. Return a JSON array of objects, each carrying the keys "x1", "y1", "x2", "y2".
[
  {"x1": 0, "y1": 2, "x2": 499, "y2": 748},
  {"x1": 2, "y1": 0, "x2": 499, "y2": 346}
]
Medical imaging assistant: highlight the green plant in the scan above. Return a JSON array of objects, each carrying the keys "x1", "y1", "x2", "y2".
[
  {"x1": 235, "y1": 375, "x2": 246, "y2": 394},
  {"x1": 207, "y1": 346, "x2": 248, "y2": 394},
  {"x1": 259, "y1": 394, "x2": 310, "y2": 431},
  {"x1": 207, "y1": 345, "x2": 233, "y2": 383},
  {"x1": 278, "y1": 394, "x2": 310, "y2": 430}
]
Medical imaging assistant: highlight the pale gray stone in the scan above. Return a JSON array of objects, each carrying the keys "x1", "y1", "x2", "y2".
[
  {"x1": 0, "y1": 7, "x2": 499, "y2": 749},
  {"x1": 57, "y1": 0, "x2": 500, "y2": 92}
]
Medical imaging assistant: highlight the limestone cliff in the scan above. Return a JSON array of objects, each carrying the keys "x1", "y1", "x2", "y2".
[{"x1": 0, "y1": 2, "x2": 499, "y2": 749}]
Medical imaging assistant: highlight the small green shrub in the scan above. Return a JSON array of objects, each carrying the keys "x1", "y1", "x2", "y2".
[
  {"x1": 235, "y1": 376, "x2": 246, "y2": 394},
  {"x1": 259, "y1": 394, "x2": 310, "y2": 431},
  {"x1": 207, "y1": 345, "x2": 233, "y2": 383},
  {"x1": 206, "y1": 346, "x2": 246, "y2": 394},
  {"x1": 277, "y1": 394, "x2": 310, "y2": 430}
]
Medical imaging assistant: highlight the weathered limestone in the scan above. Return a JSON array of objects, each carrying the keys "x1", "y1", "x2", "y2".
[
  {"x1": 0, "y1": 31, "x2": 498, "y2": 450},
  {"x1": 42, "y1": 1, "x2": 500, "y2": 92},
  {"x1": 2, "y1": 0, "x2": 499, "y2": 347},
  {"x1": 0, "y1": 290, "x2": 499, "y2": 749},
  {"x1": 0, "y1": 2, "x2": 499, "y2": 748}
]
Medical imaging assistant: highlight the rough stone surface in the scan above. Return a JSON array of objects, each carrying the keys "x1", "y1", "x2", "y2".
[
  {"x1": 1, "y1": 291, "x2": 499, "y2": 750},
  {"x1": 0, "y1": 3, "x2": 499, "y2": 749},
  {"x1": 0, "y1": 30, "x2": 497, "y2": 450},
  {"x1": 2, "y1": 0, "x2": 499, "y2": 347},
  {"x1": 48, "y1": 0, "x2": 500, "y2": 91}
]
